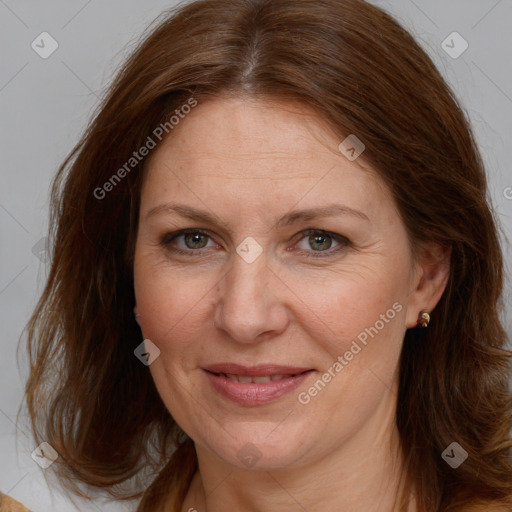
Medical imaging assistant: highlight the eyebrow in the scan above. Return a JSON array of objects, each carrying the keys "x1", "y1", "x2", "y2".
[{"x1": 145, "y1": 202, "x2": 370, "y2": 228}]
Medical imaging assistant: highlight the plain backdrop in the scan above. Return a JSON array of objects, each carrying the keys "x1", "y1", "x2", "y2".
[{"x1": 1, "y1": 1, "x2": 512, "y2": 510}]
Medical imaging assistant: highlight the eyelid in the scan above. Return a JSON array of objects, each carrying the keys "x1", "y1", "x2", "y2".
[{"x1": 160, "y1": 228, "x2": 214, "y2": 247}]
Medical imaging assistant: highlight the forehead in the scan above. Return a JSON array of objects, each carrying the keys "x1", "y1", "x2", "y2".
[
  {"x1": 148, "y1": 96, "x2": 353, "y2": 170},
  {"x1": 142, "y1": 96, "x2": 394, "y2": 223}
]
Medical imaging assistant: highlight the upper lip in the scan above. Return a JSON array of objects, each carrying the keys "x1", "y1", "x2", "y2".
[{"x1": 203, "y1": 363, "x2": 314, "y2": 377}]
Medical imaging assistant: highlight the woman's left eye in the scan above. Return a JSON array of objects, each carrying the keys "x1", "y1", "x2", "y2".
[
  {"x1": 294, "y1": 229, "x2": 350, "y2": 257},
  {"x1": 160, "y1": 229, "x2": 350, "y2": 258}
]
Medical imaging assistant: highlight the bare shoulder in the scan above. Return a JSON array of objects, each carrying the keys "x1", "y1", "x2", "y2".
[{"x1": 0, "y1": 494, "x2": 31, "y2": 512}]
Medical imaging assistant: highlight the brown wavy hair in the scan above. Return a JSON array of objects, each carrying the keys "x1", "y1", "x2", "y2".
[{"x1": 23, "y1": 0, "x2": 512, "y2": 510}]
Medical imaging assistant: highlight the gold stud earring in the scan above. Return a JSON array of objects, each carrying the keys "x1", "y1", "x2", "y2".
[{"x1": 418, "y1": 311, "x2": 430, "y2": 328}]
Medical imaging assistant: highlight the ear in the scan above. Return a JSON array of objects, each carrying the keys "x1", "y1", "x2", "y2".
[{"x1": 405, "y1": 242, "x2": 451, "y2": 329}]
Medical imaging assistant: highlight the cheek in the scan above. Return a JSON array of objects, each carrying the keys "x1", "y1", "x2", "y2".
[
  {"x1": 293, "y1": 274, "x2": 407, "y2": 418},
  {"x1": 290, "y1": 261, "x2": 409, "y2": 372},
  {"x1": 300, "y1": 264, "x2": 406, "y2": 329},
  {"x1": 133, "y1": 252, "x2": 221, "y2": 364},
  {"x1": 134, "y1": 257, "x2": 187, "y2": 335}
]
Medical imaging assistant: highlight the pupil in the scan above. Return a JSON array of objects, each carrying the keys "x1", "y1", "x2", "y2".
[
  {"x1": 311, "y1": 234, "x2": 331, "y2": 251},
  {"x1": 186, "y1": 233, "x2": 207, "y2": 249}
]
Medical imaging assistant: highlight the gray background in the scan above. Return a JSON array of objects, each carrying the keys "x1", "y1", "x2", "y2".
[{"x1": 1, "y1": 1, "x2": 511, "y2": 511}]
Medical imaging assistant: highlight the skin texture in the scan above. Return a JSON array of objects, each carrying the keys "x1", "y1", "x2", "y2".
[{"x1": 133, "y1": 96, "x2": 450, "y2": 512}]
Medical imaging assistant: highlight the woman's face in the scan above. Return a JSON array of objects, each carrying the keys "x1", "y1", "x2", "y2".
[{"x1": 133, "y1": 96, "x2": 434, "y2": 471}]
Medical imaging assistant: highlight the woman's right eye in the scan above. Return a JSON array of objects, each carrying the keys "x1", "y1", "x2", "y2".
[{"x1": 161, "y1": 229, "x2": 217, "y2": 256}]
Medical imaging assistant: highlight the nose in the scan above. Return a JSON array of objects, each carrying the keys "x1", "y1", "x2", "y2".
[{"x1": 213, "y1": 251, "x2": 289, "y2": 344}]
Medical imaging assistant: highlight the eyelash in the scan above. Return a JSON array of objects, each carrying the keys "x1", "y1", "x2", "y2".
[{"x1": 160, "y1": 229, "x2": 351, "y2": 259}]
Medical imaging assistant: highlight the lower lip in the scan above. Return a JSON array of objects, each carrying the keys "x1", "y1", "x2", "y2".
[{"x1": 203, "y1": 370, "x2": 315, "y2": 406}]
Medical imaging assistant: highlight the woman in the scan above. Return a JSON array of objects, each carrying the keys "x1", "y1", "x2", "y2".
[{"x1": 22, "y1": 0, "x2": 512, "y2": 510}]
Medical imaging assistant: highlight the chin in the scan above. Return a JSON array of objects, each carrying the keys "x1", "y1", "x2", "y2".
[{"x1": 197, "y1": 423, "x2": 314, "y2": 471}]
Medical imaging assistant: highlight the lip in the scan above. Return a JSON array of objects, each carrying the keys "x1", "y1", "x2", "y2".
[
  {"x1": 202, "y1": 363, "x2": 315, "y2": 406},
  {"x1": 203, "y1": 363, "x2": 313, "y2": 377}
]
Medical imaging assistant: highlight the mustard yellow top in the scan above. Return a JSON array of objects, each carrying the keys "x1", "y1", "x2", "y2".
[{"x1": 0, "y1": 494, "x2": 31, "y2": 512}]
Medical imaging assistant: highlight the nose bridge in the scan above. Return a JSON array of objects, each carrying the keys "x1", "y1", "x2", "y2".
[
  {"x1": 228, "y1": 254, "x2": 265, "y2": 297},
  {"x1": 213, "y1": 248, "x2": 286, "y2": 343}
]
